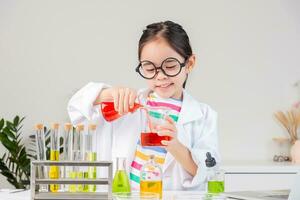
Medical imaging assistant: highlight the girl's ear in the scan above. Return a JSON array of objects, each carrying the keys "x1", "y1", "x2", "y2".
[{"x1": 186, "y1": 54, "x2": 196, "y2": 73}]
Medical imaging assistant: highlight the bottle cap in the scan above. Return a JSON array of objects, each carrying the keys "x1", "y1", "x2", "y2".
[
  {"x1": 64, "y1": 123, "x2": 72, "y2": 131},
  {"x1": 34, "y1": 123, "x2": 43, "y2": 130},
  {"x1": 205, "y1": 152, "x2": 216, "y2": 167},
  {"x1": 76, "y1": 124, "x2": 84, "y2": 131},
  {"x1": 51, "y1": 123, "x2": 59, "y2": 129},
  {"x1": 89, "y1": 124, "x2": 97, "y2": 131}
]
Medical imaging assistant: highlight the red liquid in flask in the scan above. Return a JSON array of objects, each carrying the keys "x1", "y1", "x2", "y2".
[
  {"x1": 141, "y1": 132, "x2": 171, "y2": 146},
  {"x1": 101, "y1": 102, "x2": 142, "y2": 122}
]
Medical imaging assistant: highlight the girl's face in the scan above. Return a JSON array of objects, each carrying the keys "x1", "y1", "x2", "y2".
[{"x1": 140, "y1": 38, "x2": 195, "y2": 99}]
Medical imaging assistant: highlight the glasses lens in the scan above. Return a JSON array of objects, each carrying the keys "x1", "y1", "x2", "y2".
[
  {"x1": 139, "y1": 62, "x2": 156, "y2": 78},
  {"x1": 162, "y1": 58, "x2": 182, "y2": 76}
]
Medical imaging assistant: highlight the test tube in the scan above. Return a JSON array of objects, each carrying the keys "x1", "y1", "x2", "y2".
[
  {"x1": 34, "y1": 124, "x2": 48, "y2": 192},
  {"x1": 62, "y1": 123, "x2": 73, "y2": 192},
  {"x1": 49, "y1": 123, "x2": 60, "y2": 192},
  {"x1": 84, "y1": 124, "x2": 97, "y2": 192},
  {"x1": 69, "y1": 124, "x2": 84, "y2": 192}
]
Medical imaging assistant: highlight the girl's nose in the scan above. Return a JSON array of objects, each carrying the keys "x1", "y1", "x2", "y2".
[{"x1": 156, "y1": 69, "x2": 168, "y2": 80}]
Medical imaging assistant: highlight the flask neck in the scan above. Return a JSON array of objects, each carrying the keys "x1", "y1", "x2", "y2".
[{"x1": 116, "y1": 157, "x2": 126, "y2": 171}]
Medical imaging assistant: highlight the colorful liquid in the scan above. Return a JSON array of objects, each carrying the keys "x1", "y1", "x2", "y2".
[
  {"x1": 49, "y1": 150, "x2": 59, "y2": 192},
  {"x1": 141, "y1": 132, "x2": 171, "y2": 146},
  {"x1": 100, "y1": 102, "x2": 142, "y2": 121},
  {"x1": 208, "y1": 181, "x2": 224, "y2": 193},
  {"x1": 112, "y1": 170, "x2": 131, "y2": 193},
  {"x1": 140, "y1": 180, "x2": 162, "y2": 199}
]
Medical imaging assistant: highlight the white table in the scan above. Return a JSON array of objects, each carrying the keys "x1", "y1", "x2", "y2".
[
  {"x1": 0, "y1": 189, "x2": 229, "y2": 200},
  {"x1": 222, "y1": 160, "x2": 300, "y2": 191}
]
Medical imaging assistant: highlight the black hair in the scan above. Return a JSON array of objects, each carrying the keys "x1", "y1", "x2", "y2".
[{"x1": 138, "y1": 21, "x2": 193, "y2": 89}]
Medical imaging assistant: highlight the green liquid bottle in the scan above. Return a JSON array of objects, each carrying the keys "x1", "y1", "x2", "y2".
[
  {"x1": 112, "y1": 157, "x2": 131, "y2": 193},
  {"x1": 205, "y1": 152, "x2": 225, "y2": 194},
  {"x1": 208, "y1": 181, "x2": 224, "y2": 193}
]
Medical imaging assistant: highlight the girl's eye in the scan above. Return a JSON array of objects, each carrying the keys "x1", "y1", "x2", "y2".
[
  {"x1": 141, "y1": 62, "x2": 154, "y2": 68},
  {"x1": 166, "y1": 65, "x2": 176, "y2": 69},
  {"x1": 141, "y1": 65, "x2": 155, "y2": 73},
  {"x1": 163, "y1": 60, "x2": 180, "y2": 69},
  {"x1": 146, "y1": 68, "x2": 155, "y2": 72}
]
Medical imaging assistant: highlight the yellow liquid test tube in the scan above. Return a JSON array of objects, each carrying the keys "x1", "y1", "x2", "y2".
[
  {"x1": 49, "y1": 123, "x2": 60, "y2": 192},
  {"x1": 62, "y1": 123, "x2": 73, "y2": 192},
  {"x1": 69, "y1": 124, "x2": 84, "y2": 192},
  {"x1": 49, "y1": 150, "x2": 59, "y2": 192},
  {"x1": 68, "y1": 171, "x2": 77, "y2": 192},
  {"x1": 83, "y1": 124, "x2": 97, "y2": 192},
  {"x1": 85, "y1": 152, "x2": 97, "y2": 192}
]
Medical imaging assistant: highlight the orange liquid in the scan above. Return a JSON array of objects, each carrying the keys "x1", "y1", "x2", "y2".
[{"x1": 140, "y1": 180, "x2": 162, "y2": 199}]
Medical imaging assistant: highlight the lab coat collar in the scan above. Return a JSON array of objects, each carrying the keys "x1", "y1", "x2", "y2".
[{"x1": 177, "y1": 90, "x2": 203, "y2": 125}]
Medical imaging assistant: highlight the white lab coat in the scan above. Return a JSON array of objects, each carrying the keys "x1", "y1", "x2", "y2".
[{"x1": 67, "y1": 82, "x2": 220, "y2": 191}]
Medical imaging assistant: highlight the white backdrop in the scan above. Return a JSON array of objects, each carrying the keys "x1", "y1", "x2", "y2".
[{"x1": 0, "y1": 0, "x2": 299, "y2": 188}]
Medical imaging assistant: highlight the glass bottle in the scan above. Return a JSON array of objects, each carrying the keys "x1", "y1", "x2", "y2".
[
  {"x1": 112, "y1": 157, "x2": 131, "y2": 193},
  {"x1": 206, "y1": 152, "x2": 225, "y2": 194},
  {"x1": 34, "y1": 124, "x2": 48, "y2": 192},
  {"x1": 140, "y1": 155, "x2": 163, "y2": 199},
  {"x1": 49, "y1": 123, "x2": 60, "y2": 192}
]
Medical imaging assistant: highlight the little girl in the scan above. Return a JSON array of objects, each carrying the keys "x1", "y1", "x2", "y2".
[{"x1": 67, "y1": 21, "x2": 219, "y2": 190}]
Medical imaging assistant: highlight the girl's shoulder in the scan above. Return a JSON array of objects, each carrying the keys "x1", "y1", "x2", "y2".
[
  {"x1": 179, "y1": 90, "x2": 217, "y2": 123},
  {"x1": 196, "y1": 101, "x2": 217, "y2": 117},
  {"x1": 179, "y1": 90, "x2": 217, "y2": 124},
  {"x1": 136, "y1": 88, "x2": 216, "y2": 115}
]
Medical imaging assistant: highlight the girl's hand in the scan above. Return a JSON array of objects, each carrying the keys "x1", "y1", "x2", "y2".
[
  {"x1": 156, "y1": 116, "x2": 198, "y2": 176},
  {"x1": 98, "y1": 87, "x2": 138, "y2": 115},
  {"x1": 155, "y1": 116, "x2": 180, "y2": 152}
]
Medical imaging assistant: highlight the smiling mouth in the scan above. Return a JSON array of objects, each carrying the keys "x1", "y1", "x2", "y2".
[{"x1": 156, "y1": 83, "x2": 173, "y2": 88}]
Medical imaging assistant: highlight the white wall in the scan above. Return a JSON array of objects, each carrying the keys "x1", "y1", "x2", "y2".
[{"x1": 0, "y1": 0, "x2": 299, "y2": 188}]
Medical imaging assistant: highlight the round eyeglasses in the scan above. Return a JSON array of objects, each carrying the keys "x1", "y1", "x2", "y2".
[{"x1": 135, "y1": 57, "x2": 187, "y2": 79}]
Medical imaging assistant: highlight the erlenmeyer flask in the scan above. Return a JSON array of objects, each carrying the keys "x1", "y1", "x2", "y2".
[{"x1": 112, "y1": 157, "x2": 131, "y2": 193}]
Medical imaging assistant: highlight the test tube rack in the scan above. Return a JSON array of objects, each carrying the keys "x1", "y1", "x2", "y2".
[{"x1": 31, "y1": 161, "x2": 113, "y2": 200}]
